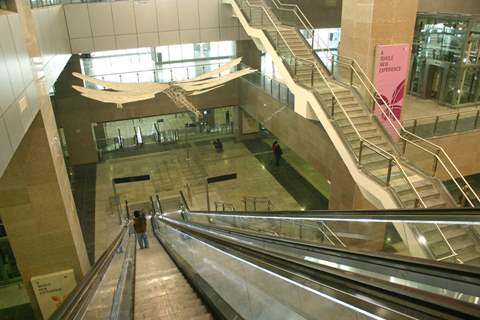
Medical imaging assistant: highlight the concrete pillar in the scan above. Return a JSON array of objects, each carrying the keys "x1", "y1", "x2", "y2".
[
  {"x1": 52, "y1": 56, "x2": 99, "y2": 165},
  {"x1": 0, "y1": 114, "x2": 90, "y2": 318},
  {"x1": 0, "y1": 1, "x2": 90, "y2": 317},
  {"x1": 339, "y1": 0, "x2": 418, "y2": 78},
  {"x1": 236, "y1": 40, "x2": 262, "y2": 69}
]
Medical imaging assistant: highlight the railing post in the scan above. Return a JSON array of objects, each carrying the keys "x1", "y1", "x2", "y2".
[
  {"x1": 414, "y1": 198, "x2": 420, "y2": 208},
  {"x1": 432, "y1": 150, "x2": 440, "y2": 176},
  {"x1": 432, "y1": 116, "x2": 439, "y2": 136},
  {"x1": 331, "y1": 56, "x2": 335, "y2": 75},
  {"x1": 331, "y1": 97, "x2": 335, "y2": 119},
  {"x1": 349, "y1": 61, "x2": 354, "y2": 86},
  {"x1": 156, "y1": 194, "x2": 163, "y2": 214},
  {"x1": 310, "y1": 65, "x2": 314, "y2": 88},
  {"x1": 294, "y1": 58, "x2": 297, "y2": 75},
  {"x1": 412, "y1": 119, "x2": 418, "y2": 135},
  {"x1": 474, "y1": 110, "x2": 480, "y2": 129},
  {"x1": 453, "y1": 112, "x2": 461, "y2": 132},
  {"x1": 358, "y1": 140, "x2": 364, "y2": 164},
  {"x1": 402, "y1": 139, "x2": 407, "y2": 155},
  {"x1": 386, "y1": 159, "x2": 394, "y2": 186}
]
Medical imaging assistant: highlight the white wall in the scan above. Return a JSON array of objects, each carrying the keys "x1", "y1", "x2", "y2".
[
  {"x1": 0, "y1": 6, "x2": 71, "y2": 177},
  {"x1": 33, "y1": 5, "x2": 72, "y2": 89},
  {"x1": 64, "y1": 0, "x2": 249, "y2": 54}
]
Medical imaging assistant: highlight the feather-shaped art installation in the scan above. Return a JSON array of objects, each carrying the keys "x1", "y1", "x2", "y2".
[{"x1": 72, "y1": 58, "x2": 256, "y2": 119}]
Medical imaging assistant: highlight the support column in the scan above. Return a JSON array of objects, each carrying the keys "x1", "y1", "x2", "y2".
[
  {"x1": 0, "y1": 0, "x2": 90, "y2": 317},
  {"x1": 339, "y1": 0, "x2": 418, "y2": 78},
  {"x1": 0, "y1": 114, "x2": 90, "y2": 317}
]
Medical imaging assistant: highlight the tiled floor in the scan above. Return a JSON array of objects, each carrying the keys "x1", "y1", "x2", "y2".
[
  {"x1": 94, "y1": 138, "x2": 306, "y2": 260},
  {"x1": 402, "y1": 95, "x2": 480, "y2": 120},
  {"x1": 243, "y1": 139, "x2": 329, "y2": 210}
]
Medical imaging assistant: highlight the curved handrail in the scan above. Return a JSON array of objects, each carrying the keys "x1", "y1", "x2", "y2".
[
  {"x1": 236, "y1": 0, "x2": 426, "y2": 208},
  {"x1": 237, "y1": 0, "x2": 297, "y2": 60},
  {"x1": 260, "y1": 0, "x2": 479, "y2": 207},
  {"x1": 267, "y1": 0, "x2": 334, "y2": 61}
]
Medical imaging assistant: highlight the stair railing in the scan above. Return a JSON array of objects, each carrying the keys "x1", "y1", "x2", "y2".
[
  {"x1": 333, "y1": 56, "x2": 480, "y2": 207},
  {"x1": 256, "y1": 0, "x2": 479, "y2": 208},
  {"x1": 234, "y1": 0, "x2": 426, "y2": 208},
  {"x1": 412, "y1": 224, "x2": 461, "y2": 264},
  {"x1": 265, "y1": 0, "x2": 335, "y2": 64}
]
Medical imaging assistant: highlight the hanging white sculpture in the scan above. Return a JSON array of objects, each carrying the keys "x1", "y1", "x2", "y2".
[{"x1": 72, "y1": 58, "x2": 255, "y2": 119}]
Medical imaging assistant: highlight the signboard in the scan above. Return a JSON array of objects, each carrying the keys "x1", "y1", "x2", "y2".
[
  {"x1": 31, "y1": 269, "x2": 77, "y2": 319},
  {"x1": 374, "y1": 44, "x2": 410, "y2": 141},
  {"x1": 207, "y1": 173, "x2": 238, "y2": 184}
]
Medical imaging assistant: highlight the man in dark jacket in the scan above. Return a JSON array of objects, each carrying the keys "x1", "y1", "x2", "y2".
[
  {"x1": 133, "y1": 210, "x2": 149, "y2": 249},
  {"x1": 272, "y1": 141, "x2": 283, "y2": 167}
]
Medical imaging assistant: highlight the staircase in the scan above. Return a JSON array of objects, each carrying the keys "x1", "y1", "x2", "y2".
[
  {"x1": 416, "y1": 224, "x2": 480, "y2": 266},
  {"x1": 226, "y1": 0, "x2": 480, "y2": 265},
  {"x1": 235, "y1": 0, "x2": 451, "y2": 209}
]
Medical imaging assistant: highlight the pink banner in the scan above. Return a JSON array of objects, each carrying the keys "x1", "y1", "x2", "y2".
[{"x1": 373, "y1": 44, "x2": 410, "y2": 141}]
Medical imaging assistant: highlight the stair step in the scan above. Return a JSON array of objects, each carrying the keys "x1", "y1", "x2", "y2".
[
  {"x1": 346, "y1": 129, "x2": 380, "y2": 140},
  {"x1": 400, "y1": 188, "x2": 440, "y2": 203},
  {"x1": 458, "y1": 249, "x2": 480, "y2": 264},
  {"x1": 336, "y1": 117, "x2": 372, "y2": 127},
  {"x1": 335, "y1": 109, "x2": 366, "y2": 118},
  {"x1": 341, "y1": 124, "x2": 376, "y2": 134},
  {"x1": 394, "y1": 179, "x2": 433, "y2": 194},
  {"x1": 351, "y1": 139, "x2": 387, "y2": 150},
  {"x1": 422, "y1": 197, "x2": 447, "y2": 208},
  {"x1": 317, "y1": 88, "x2": 351, "y2": 96},
  {"x1": 423, "y1": 226, "x2": 468, "y2": 244}
]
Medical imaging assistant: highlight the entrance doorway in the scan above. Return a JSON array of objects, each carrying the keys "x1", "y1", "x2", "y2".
[{"x1": 425, "y1": 65, "x2": 444, "y2": 99}]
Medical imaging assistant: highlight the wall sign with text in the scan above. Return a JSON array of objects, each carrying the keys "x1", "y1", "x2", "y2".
[{"x1": 374, "y1": 44, "x2": 410, "y2": 141}]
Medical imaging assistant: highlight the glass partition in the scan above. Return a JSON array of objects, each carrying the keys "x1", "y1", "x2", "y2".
[
  {"x1": 183, "y1": 211, "x2": 480, "y2": 267},
  {"x1": 154, "y1": 218, "x2": 381, "y2": 320},
  {"x1": 401, "y1": 109, "x2": 480, "y2": 138}
]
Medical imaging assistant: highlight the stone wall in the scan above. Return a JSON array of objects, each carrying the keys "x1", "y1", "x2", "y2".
[{"x1": 238, "y1": 79, "x2": 376, "y2": 210}]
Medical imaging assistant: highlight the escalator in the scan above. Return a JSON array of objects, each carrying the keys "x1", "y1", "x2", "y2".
[{"x1": 50, "y1": 193, "x2": 480, "y2": 319}]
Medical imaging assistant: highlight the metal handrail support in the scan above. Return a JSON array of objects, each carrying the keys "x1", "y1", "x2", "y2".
[
  {"x1": 434, "y1": 224, "x2": 460, "y2": 263},
  {"x1": 321, "y1": 222, "x2": 347, "y2": 247}
]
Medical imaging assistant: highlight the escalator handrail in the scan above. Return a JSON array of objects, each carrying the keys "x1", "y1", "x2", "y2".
[
  {"x1": 182, "y1": 217, "x2": 480, "y2": 281},
  {"x1": 178, "y1": 192, "x2": 480, "y2": 222},
  {"x1": 158, "y1": 216, "x2": 480, "y2": 319},
  {"x1": 50, "y1": 225, "x2": 128, "y2": 320}
]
